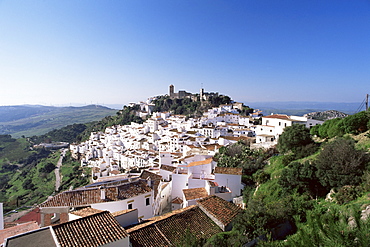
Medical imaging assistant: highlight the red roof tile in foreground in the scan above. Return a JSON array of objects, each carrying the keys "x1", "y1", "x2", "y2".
[
  {"x1": 128, "y1": 206, "x2": 222, "y2": 247},
  {"x1": 53, "y1": 211, "x2": 128, "y2": 247},
  {"x1": 197, "y1": 195, "x2": 242, "y2": 227}
]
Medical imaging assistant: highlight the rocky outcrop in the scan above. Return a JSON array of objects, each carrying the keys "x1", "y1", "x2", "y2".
[{"x1": 304, "y1": 110, "x2": 348, "y2": 121}]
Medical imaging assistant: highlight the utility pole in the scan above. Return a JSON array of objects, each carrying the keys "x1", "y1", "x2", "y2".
[{"x1": 366, "y1": 94, "x2": 369, "y2": 111}]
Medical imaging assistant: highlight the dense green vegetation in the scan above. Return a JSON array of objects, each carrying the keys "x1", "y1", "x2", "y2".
[
  {"x1": 207, "y1": 110, "x2": 370, "y2": 246},
  {"x1": 0, "y1": 134, "x2": 90, "y2": 213},
  {"x1": 29, "y1": 123, "x2": 87, "y2": 144},
  {"x1": 152, "y1": 94, "x2": 232, "y2": 117},
  {"x1": 310, "y1": 110, "x2": 370, "y2": 138},
  {"x1": 77, "y1": 105, "x2": 145, "y2": 141}
]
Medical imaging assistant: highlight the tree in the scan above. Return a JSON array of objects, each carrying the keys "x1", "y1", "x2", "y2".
[
  {"x1": 315, "y1": 138, "x2": 369, "y2": 189},
  {"x1": 22, "y1": 178, "x2": 34, "y2": 190},
  {"x1": 278, "y1": 161, "x2": 325, "y2": 198},
  {"x1": 39, "y1": 162, "x2": 56, "y2": 173},
  {"x1": 341, "y1": 111, "x2": 369, "y2": 134},
  {"x1": 277, "y1": 124, "x2": 314, "y2": 156},
  {"x1": 204, "y1": 230, "x2": 247, "y2": 247}
]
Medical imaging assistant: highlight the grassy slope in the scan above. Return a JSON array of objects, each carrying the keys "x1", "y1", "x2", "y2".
[
  {"x1": 1, "y1": 148, "x2": 91, "y2": 212},
  {"x1": 257, "y1": 134, "x2": 370, "y2": 245}
]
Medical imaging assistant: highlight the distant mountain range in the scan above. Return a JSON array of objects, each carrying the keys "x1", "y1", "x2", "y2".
[
  {"x1": 0, "y1": 105, "x2": 117, "y2": 138},
  {"x1": 245, "y1": 101, "x2": 363, "y2": 116}
]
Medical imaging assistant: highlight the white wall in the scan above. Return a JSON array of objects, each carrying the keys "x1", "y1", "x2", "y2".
[
  {"x1": 91, "y1": 191, "x2": 153, "y2": 220},
  {"x1": 68, "y1": 213, "x2": 81, "y2": 221},
  {"x1": 188, "y1": 178, "x2": 206, "y2": 189},
  {"x1": 214, "y1": 174, "x2": 243, "y2": 198},
  {"x1": 171, "y1": 174, "x2": 189, "y2": 198},
  {"x1": 115, "y1": 209, "x2": 138, "y2": 227},
  {"x1": 0, "y1": 203, "x2": 3, "y2": 230},
  {"x1": 104, "y1": 237, "x2": 130, "y2": 247}
]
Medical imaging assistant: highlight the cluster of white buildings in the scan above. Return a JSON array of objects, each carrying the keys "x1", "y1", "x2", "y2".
[
  {"x1": 70, "y1": 103, "x2": 322, "y2": 177},
  {"x1": 60, "y1": 101, "x2": 324, "y2": 223}
]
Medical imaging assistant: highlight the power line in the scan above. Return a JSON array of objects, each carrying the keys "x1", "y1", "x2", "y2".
[{"x1": 355, "y1": 94, "x2": 369, "y2": 113}]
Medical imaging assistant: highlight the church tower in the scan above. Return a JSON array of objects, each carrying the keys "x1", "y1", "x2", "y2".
[{"x1": 169, "y1": 84, "x2": 174, "y2": 98}]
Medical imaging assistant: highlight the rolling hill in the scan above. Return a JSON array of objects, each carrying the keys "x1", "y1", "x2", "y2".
[{"x1": 0, "y1": 105, "x2": 118, "y2": 138}]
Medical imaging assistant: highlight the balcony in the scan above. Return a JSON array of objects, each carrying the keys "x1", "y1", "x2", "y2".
[{"x1": 189, "y1": 173, "x2": 215, "y2": 180}]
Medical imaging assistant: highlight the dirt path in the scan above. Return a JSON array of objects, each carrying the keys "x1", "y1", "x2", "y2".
[{"x1": 55, "y1": 149, "x2": 66, "y2": 192}]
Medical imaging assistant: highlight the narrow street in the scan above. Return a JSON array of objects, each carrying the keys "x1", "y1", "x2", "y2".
[{"x1": 55, "y1": 148, "x2": 66, "y2": 192}]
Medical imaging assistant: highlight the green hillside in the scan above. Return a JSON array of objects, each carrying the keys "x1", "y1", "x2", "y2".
[
  {"x1": 0, "y1": 105, "x2": 117, "y2": 138},
  {"x1": 0, "y1": 135, "x2": 90, "y2": 213}
]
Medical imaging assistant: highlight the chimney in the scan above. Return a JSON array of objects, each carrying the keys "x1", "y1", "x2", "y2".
[
  {"x1": 147, "y1": 177, "x2": 152, "y2": 188},
  {"x1": 100, "y1": 187, "x2": 106, "y2": 200}
]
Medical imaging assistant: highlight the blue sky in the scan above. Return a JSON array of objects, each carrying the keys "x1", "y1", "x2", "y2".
[{"x1": 0, "y1": 0, "x2": 369, "y2": 107}]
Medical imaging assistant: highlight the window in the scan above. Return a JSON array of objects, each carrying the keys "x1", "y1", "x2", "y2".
[
  {"x1": 146, "y1": 198, "x2": 150, "y2": 206},
  {"x1": 128, "y1": 203, "x2": 133, "y2": 209}
]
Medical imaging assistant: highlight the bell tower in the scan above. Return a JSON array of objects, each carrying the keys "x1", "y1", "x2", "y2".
[{"x1": 169, "y1": 85, "x2": 174, "y2": 97}]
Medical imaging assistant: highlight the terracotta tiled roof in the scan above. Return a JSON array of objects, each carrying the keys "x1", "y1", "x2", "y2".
[
  {"x1": 185, "y1": 157, "x2": 213, "y2": 167},
  {"x1": 140, "y1": 170, "x2": 162, "y2": 181},
  {"x1": 128, "y1": 206, "x2": 222, "y2": 247},
  {"x1": 40, "y1": 188, "x2": 104, "y2": 207},
  {"x1": 140, "y1": 170, "x2": 161, "y2": 198},
  {"x1": 222, "y1": 136, "x2": 250, "y2": 141},
  {"x1": 160, "y1": 164, "x2": 176, "y2": 172},
  {"x1": 117, "y1": 180, "x2": 152, "y2": 199},
  {"x1": 263, "y1": 114, "x2": 290, "y2": 120},
  {"x1": 40, "y1": 180, "x2": 152, "y2": 208},
  {"x1": 171, "y1": 197, "x2": 183, "y2": 204},
  {"x1": 214, "y1": 167, "x2": 242, "y2": 175},
  {"x1": 183, "y1": 187, "x2": 208, "y2": 201},
  {"x1": 204, "y1": 144, "x2": 221, "y2": 150},
  {"x1": 70, "y1": 207, "x2": 103, "y2": 217},
  {"x1": 53, "y1": 211, "x2": 128, "y2": 247},
  {"x1": 197, "y1": 195, "x2": 242, "y2": 226},
  {"x1": 0, "y1": 221, "x2": 39, "y2": 244},
  {"x1": 110, "y1": 170, "x2": 120, "y2": 175},
  {"x1": 111, "y1": 208, "x2": 137, "y2": 217}
]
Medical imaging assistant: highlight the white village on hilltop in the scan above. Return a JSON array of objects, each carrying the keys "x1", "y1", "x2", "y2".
[{"x1": 1, "y1": 86, "x2": 324, "y2": 247}]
